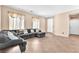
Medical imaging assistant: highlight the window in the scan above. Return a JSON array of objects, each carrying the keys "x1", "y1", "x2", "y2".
[
  {"x1": 32, "y1": 18, "x2": 40, "y2": 29},
  {"x1": 8, "y1": 13, "x2": 24, "y2": 30}
]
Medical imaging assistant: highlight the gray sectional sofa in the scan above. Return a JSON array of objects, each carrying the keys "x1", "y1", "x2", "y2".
[{"x1": 0, "y1": 29, "x2": 45, "y2": 53}]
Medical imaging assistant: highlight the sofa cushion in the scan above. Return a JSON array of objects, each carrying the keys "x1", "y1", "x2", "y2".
[
  {"x1": 27, "y1": 29, "x2": 31, "y2": 33},
  {"x1": 8, "y1": 31, "x2": 18, "y2": 40}
]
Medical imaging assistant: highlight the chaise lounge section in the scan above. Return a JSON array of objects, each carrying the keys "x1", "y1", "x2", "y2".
[{"x1": 19, "y1": 29, "x2": 46, "y2": 39}]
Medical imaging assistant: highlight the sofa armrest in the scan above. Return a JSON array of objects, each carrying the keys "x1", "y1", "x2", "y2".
[
  {"x1": 0, "y1": 39, "x2": 23, "y2": 49},
  {"x1": 19, "y1": 41, "x2": 27, "y2": 52}
]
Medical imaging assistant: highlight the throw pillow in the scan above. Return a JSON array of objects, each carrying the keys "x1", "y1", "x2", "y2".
[
  {"x1": 8, "y1": 31, "x2": 18, "y2": 40},
  {"x1": 31, "y1": 29, "x2": 34, "y2": 33}
]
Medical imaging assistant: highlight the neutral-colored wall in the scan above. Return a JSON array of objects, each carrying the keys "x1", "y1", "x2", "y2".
[
  {"x1": 40, "y1": 17, "x2": 47, "y2": 32},
  {"x1": 0, "y1": 6, "x2": 1, "y2": 30},
  {"x1": 1, "y1": 6, "x2": 9, "y2": 30},
  {"x1": 1, "y1": 6, "x2": 33, "y2": 30},
  {"x1": 54, "y1": 13, "x2": 69, "y2": 37},
  {"x1": 25, "y1": 14, "x2": 33, "y2": 29},
  {"x1": 0, "y1": 6, "x2": 47, "y2": 32}
]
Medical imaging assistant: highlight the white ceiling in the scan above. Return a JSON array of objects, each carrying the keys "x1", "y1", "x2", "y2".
[{"x1": 7, "y1": 5, "x2": 79, "y2": 17}]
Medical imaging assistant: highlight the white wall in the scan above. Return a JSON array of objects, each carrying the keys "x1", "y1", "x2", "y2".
[
  {"x1": 69, "y1": 19, "x2": 79, "y2": 35},
  {"x1": 47, "y1": 18, "x2": 53, "y2": 33}
]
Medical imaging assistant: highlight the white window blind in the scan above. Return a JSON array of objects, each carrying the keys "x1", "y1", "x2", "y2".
[
  {"x1": 32, "y1": 18, "x2": 40, "y2": 29},
  {"x1": 9, "y1": 13, "x2": 24, "y2": 30}
]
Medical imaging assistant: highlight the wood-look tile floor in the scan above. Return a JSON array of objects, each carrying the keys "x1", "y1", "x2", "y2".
[{"x1": 1, "y1": 33, "x2": 79, "y2": 53}]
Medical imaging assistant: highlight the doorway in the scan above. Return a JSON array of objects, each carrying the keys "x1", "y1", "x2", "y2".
[
  {"x1": 69, "y1": 14, "x2": 79, "y2": 35},
  {"x1": 69, "y1": 19, "x2": 79, "y2": 35},
  {"x1": 47, "y1": 18, "x2": 54, "y2": 33}
]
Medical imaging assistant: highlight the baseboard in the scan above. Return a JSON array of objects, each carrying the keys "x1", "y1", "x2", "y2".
[
  {"x1": 54, "y1": 33, "x2": 69, "y2": 37},
  {"x1": 70, "y1": 34, "x2": 79, "y2": 36},
  {"x1": 46, "y1": 32, "x2": 54, "y2": 34}
]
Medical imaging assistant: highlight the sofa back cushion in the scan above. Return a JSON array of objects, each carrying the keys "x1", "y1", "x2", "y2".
[
  {"x1": 8, "y1": 31, "x2": 18, "y2": 40},
  {"x1": 33, "y1": 29, "x2": 36, "y2": 32},
  {"x1": 36, "y1": 29, "x2": 39, "y2": 32},
  {"x1": 27, "y1": 29, "x2": 31, "y2": 33},
  {"x1": 24, "y1": 30, "x2": 28, "y2": 34}
]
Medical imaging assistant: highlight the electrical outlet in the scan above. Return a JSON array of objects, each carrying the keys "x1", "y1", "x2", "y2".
[{"x1": 62, "y1": 32, "x2": 65, "y2": 34}]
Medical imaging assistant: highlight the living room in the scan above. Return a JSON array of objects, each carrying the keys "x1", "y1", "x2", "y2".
[{"x1": 0, "y1": 5, "x2": 79, "y2": 53}]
